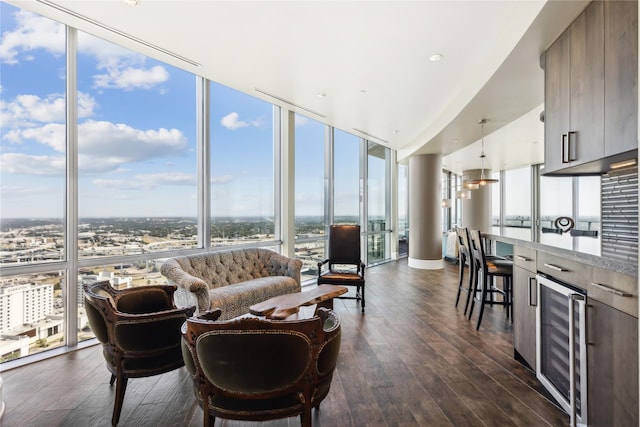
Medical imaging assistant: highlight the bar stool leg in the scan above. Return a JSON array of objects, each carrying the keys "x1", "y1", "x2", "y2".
[{"x1": 454, "y1": 253, "x2": 466, "y2": 307}]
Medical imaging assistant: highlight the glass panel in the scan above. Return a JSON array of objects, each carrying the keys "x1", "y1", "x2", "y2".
[
  {"x1": 1, "y1": 271, "x2": 66, "y2": 361},
  {"x1": 576, "y1": 176, "x2": 601, "y2": 255},
  {"x1": 454, "y1": 174, "x2": 463, "y2": 228},
  {"x1": 0, "y1": 5, "x2": 66, "y2": 265},
  {"x1": 491, "y1": 171, "x2": 501, "y2": 233},
  {"x1": 294, "y1": 241, "x2": 325, "y2": 283},
  {"x1": 504, "y1": 167, "x2": 531, "y2": 239},
  {"x1": 539, "y1": 176, "x2": 573, "y2": 249},
  {"x1": 367, "y1": 142, "x2": 388, "y2": 262},
  {"x1": 210, "y1": 83, "x2": 275, "y2": 246},
  {"x1": 333, "y1": 129, "x2": 360, "y2": 224},
  {"x1": 77, "y1": 31, "x2": 198, "y2": 256},
  {"x1": 367, "y1": 142, "x2": 387, "y2": 231},
  {"x1": 294, "y1": 114, "x2": 325, "y2": 274},
  {"x1": 398, "y1": 164, "x2": 409, "y2": 257},
  {"x1": 367, "y1": 233, "x2": 386, "y2": 264}
]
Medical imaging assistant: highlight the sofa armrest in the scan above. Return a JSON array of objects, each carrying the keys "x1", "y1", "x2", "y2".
[
  {"x1": 269, "y1": 253, "x2": 303, "y2": 285},
  {"x1": 160, "y1": 259, "x2": 210, "y2": 312}
]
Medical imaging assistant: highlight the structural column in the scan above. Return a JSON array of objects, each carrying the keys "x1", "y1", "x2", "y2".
[
  {"x1": 408, "y1": 154, "x2": 442, "y2": 269},
  {"x1": 461, "y1": 169, "x2": 492, "y2": 232}
]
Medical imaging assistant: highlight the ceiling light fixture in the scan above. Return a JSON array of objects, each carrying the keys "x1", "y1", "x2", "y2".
[
  {"x1": 123, "y1": 0, "x2": 139, "y2": 6},
  {"x1": 429, "y1": 53, "x2": 443, "y2": 62},
  {"x1": 467, "y1": 119, "x2": 499, "y2": 186}
]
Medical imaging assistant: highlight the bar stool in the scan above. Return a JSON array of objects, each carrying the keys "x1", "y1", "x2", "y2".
[
  {"x1": 467, "y1": 229, "x2": 513, "y2": 330},
  {"x1": 454, "y1": 227, "x2": 473, "y2": 314}
]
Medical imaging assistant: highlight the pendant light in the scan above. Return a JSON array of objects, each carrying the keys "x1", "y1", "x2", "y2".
[{"x1": 467, "y1": 119, "x2": 499, "y2": 185}]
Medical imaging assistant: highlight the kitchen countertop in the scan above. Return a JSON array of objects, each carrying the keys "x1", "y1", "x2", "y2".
[{"x1": 484, "y1": 233, "x2": 638, "y2": 278}]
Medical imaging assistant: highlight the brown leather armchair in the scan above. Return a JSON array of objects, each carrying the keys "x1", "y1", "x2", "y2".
[
  {"x1": 83, "y1": 281, "x2": 196, "y2": 426},
  {"x1": 317, "y1": 224, "x2": 365, "y2": 312},
  {"x1": 181, "y1": 307, "x2": 342, "y2": 427}
]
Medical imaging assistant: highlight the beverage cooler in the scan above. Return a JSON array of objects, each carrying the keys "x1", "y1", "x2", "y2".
[{"x1": 536, "y1": 273, "x2": 587, "y2": 427}]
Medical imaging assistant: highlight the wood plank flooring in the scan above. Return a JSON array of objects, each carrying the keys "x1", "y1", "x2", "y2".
[{"x1": 1, "y1": 259, "x2": 568, "y2": 427}]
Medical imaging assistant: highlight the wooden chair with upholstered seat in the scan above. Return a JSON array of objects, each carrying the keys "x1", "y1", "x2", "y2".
[
  {"x1": 454, "y1": 226, "x2": 473, "y2": 313},
  {"x1": 83, "y1": 281, "x2": 196, "y2": 426},
  {"x1": 466, "y1": 229, "x2": 514, "y2": 330},
  {"x1": 181, "y1": 307, "x2": 342, "y2": 427},
  {"x1": 317, "y1": 224, "x2": 365, "y2": 312}
]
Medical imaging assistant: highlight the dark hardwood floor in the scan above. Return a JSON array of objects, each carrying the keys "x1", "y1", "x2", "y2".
[{"x1": 1, "y1": 259, "x2": 568, "y2": 427}]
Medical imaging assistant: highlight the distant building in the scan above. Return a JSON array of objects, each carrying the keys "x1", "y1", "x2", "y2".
[{"x1": 0, "y1": 280, "x2": 53, "y2": 335}]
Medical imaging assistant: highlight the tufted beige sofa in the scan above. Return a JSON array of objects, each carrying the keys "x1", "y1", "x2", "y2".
[{"x1": 160, "y1": 248, "x2": 302, "y2": 320}]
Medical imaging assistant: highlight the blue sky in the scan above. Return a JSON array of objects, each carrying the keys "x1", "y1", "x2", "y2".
[{"x1": 0, "y1": 3, "x2": 380, "y2": 220}]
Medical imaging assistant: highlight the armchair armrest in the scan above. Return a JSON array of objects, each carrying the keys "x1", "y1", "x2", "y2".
[
  {"x1": 317, "y1": 259, "x2": 329, "y2": 277},
  {"x1": 160, "y1": 259, "x2": 210, "y2": 312},
  {"x1": 269, "y1": 253, "x2": 303, "y2": 284}
]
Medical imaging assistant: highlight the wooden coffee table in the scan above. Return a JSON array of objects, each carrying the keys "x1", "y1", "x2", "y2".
[{"x1": 249, "y1": 284, "x2": 348, "y2": 320}]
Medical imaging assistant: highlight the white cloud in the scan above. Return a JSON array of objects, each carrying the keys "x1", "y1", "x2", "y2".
[
  {"x1": 220, "y1": 112, "x2": 266, "y2": 130},
  {"x1": 77, "y1": 120, "x2": 187, "y2": 164},
  {"x1": 0, "y1": 9, "x2": 65, "y2": 64},
  {"x1": 2, "y1": 119, "x2": 189, "y2": 175},
  {"x1": 0, "y1": 9, "x2": 169, "y2": 91},
  {"x1": 0, "y1": 92, "x2": 97, "y2": 130},
  {"x1": 93, "y1": 65, "x2": 169, "y2": 91},
  {"x1": 295, "y1": 115, "x2": 310, "y2": 126},
  {"x1": 93, "y1": 172, "x2": 196, "y2": 191},
  {"x1": 221, "y1": 112, "x2": 250, "y2": 130},
  {"x1": 77, "y1": 33, "x2": 170, "y2": 91},
  {"x1": 211, "y1": 175, "x2": 234, "y2": 184},
  {"x1": 0, "y1": 153, "x2": 65, "y2": 175},
  {"x1": 0, "y1": 184, "x2": 59, "y2": 199}
]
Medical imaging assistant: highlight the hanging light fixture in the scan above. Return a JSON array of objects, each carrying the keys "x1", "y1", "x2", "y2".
[{"x1": 467, "y1": 119, "x2": 499, "y2": 185}]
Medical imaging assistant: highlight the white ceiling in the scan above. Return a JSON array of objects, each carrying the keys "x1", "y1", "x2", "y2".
[{"x1": 10, "y1": 0, "x2": 590, "y2": 174}]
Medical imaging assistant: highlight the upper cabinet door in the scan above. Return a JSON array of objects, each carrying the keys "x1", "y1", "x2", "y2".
[
  {"x1": 544, "y1": 31, "x2": 571, "y2": 174},
  {"x1": 568, "y1": 0, "x2": 605, "y2": 168},
  {"x1": 604, "y1": 0, "x2": 638, "y2": 157}
]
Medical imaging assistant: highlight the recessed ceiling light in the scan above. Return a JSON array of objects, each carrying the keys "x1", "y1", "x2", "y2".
[
  {"x1": 360, "y1": 89, "x2": 367, "y2": 94},
  {"x1": 393, "y1": 130, "x2": 400, "y2": 134},
  {"x1": 316, "y1": 92, "x2": 326, "y2": 98},
  {"x1": 124, "y1": 0, "x2": 139, "y2": 5},
  {"x1": 429, "y1": 53, "x2": 443, "y2": 62}
]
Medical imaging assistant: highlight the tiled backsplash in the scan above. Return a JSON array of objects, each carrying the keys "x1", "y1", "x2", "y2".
[{"x1": 601, "y1": 167, "x2": 638, "y2": 263}]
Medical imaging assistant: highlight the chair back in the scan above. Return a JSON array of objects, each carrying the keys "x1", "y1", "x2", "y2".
[
  {"x1": 328, "y1": 224, "x2": 361, "y2": 266},
  {"x1": 182, "y1": 308, "x2": 341, "y2": 424},
  {"x1": 84, "y1": 280, "x2": 195, "y2": 357},
  {"x1": 468, "y1": 229, "x2": 487, "y2": 269},
  {"x1": 455, "y1": 227, "x2": 470, "y2": 264}
]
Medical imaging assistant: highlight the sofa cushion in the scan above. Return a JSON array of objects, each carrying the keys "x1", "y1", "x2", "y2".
[{"x1": 210, "y1": 276, "x2": 300, "y2": 320}]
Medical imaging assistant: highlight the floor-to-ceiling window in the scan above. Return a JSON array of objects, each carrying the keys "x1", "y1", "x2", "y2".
[
  {"x1": 366, "y1": 142, "x2": 391, "y2": 264},
  {"x1": 210, "y1": 83, "x2": 276, "y2": 247},
  {"x1": 333, "y1": 129, "x2": 360, "y2": 225},
  {"x1": 397, "y1": 163, "x2": 409, "y2": 257},
  {"x1": 503, "y1": 167, "x2": 532, "y2": 239},
  {"x1": 0, "y1": 2, "x2": 398, "y2": 365},
  {"x1": 294, "y1": 114, "x2": 326, "y2": 281},
  {"x1": 0, "y1": 5, "x2": 67, "y2": 360}
]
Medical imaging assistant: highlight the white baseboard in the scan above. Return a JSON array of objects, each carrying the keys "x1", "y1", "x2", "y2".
[{"x1": 408, "y1": 257, "x2": 443, "y2": 270}]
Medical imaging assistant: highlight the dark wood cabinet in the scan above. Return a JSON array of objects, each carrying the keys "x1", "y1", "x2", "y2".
[
  {"x1": 604, "y1": 0, "x2": 638, "y2": 157},
  {"x1": 587, "y1": 299, "x2": 638, "y2": 427},
  {"x1": 543, "y1": 0, "x2": 637, "y2": 175}
]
